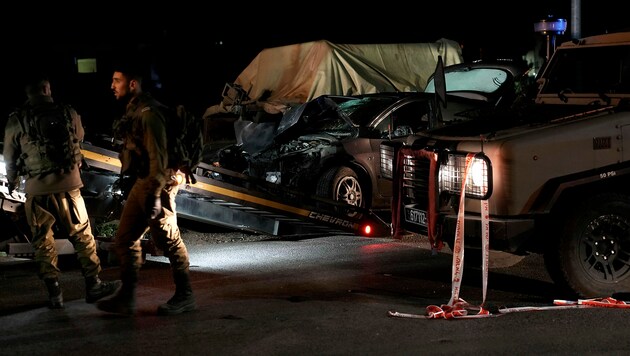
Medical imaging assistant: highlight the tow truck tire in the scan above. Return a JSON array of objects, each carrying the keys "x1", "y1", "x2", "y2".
[
  {"x1": 544, "y1": 193, "x2": 630, "y2": 298},
  {"x1": 316, "y1": 166, "x2": 365, "y2": 218}
]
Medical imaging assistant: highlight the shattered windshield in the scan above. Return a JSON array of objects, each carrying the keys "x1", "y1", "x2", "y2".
[
  {"x1": 275, "y1": 96, "x2": 347, "y2": 136},
  {"x1": 337, "y1": 97, "x2": 399, "y2": 126},
  {"x1": 425, "y1": 68, "x2": 509, "y2": 94},
  {"x1": 276, "y1": 95, "x2": 397, "y2": 135}
]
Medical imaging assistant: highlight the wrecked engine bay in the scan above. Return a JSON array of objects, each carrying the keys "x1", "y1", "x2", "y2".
[{"x1": 215, "y1": 96, "x2": 354, "y2": 189}]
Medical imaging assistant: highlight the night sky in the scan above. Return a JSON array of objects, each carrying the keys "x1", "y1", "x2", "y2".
[{"x1": 3, "y1": 1, "x2": 627, "y2": 137}]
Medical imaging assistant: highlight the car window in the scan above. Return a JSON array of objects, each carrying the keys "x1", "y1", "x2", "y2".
[
  {"x1": 425, "y1": 68, "x2": 509, "y2": 94},
  {"x1": 377, "y1": 101, "x2": 430, "y2": 138}
]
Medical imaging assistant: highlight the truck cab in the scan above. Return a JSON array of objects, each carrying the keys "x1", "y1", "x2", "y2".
[{"x1": 381, "y1": 32, "x2": 630, "y2": 298}]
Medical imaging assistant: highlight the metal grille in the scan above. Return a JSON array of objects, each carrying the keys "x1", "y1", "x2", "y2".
[
  {"x1": 401, "y1": 153, "x2": 431, "y2": 203},
  {"x1": 247, "y1": 162, "x2": 268, "y2": 181},
  {"x1": 379, "y1": 144, "x2": 395, "y2": 179}
]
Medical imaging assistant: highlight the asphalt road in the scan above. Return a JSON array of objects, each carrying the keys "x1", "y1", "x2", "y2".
[{"x1": 2, "y1": 224, "x2": 630, "y2": 355}]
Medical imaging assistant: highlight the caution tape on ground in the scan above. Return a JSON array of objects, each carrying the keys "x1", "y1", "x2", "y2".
[
  {"x1": 496, "y1": 297, "x2": 630, "y2": 314},
  {"x1": 388, "y1": 297, "x2": 630, "y2": 319},
  {"x1": 386, "y1": 153, "x2": 630, "y2": 320}
]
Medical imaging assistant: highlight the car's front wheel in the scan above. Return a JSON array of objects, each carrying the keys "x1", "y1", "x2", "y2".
[
  {"x1": 316, "y1": 166, "x2": 365, "y2": 218},
  {"x1": 544, "y1": 193, "x2": 630, "y2": 298}
]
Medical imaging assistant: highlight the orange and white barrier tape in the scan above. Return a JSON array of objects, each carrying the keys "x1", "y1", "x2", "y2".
[
  {"x1": 576, "y1": 297, "x2": 630, "y2": 308},
  {"x1": 497, "y1": 305, "x2": 587, "y2": 313},
  {"x1": 426, "y1": 298, "x2": 495, "y2": 319},
  {"x1": 427, "y1": 153, "x2": 492, "y2": 319},
  {"x1": 497, "y1": 297, "x2": 630, "y2": 314}
]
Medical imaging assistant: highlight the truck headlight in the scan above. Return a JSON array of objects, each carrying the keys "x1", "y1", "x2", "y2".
[{"x1": 439, "y1": 153, "x2": 491, "y2": 199}]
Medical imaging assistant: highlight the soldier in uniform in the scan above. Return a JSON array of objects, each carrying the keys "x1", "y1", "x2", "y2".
[
  {"x1": 3, "y1": 74, "x2": 121, "y2": 309},
  {"x1": 96, "y1": 61, "x2": 196, "y2": 316}
]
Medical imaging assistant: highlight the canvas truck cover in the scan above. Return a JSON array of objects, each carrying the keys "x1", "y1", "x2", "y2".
[{"x1": 204, "y1": 38, "x2": 463, "y2": 118}]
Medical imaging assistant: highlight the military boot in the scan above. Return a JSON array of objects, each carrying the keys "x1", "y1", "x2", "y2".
[
  {"x1": 96, "y1": 284, "x2": 136, "y2": 316},
  {"x1": 85, "y1": 276, "x2": 122, "y2": 303},
  {"x1": 157, "y1": 270, "x2": 196, "y2": 316},
  {"x1": 96, "y1": 272, "x2": 137, "y2": 316},
  {"x1": 44, "y1": 277, "x2": 64, "y2": 309}
]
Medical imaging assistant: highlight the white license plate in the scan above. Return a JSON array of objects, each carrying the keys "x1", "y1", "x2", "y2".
[{"x1": 404, "y1": 206, "x2": 427, "y2": 227}]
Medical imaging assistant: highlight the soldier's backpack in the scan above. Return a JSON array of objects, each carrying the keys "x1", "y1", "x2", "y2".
[
  {"x1": 165, "y1": 104, "x2": 204, "y2": 185},
  {"x1": 16, "y1": 102, "x2": 83, "y2": 176}
]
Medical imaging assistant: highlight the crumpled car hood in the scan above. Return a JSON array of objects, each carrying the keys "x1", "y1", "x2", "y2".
[{"x1": 235, "y1": 96, "x2": 352, "y2": 154}]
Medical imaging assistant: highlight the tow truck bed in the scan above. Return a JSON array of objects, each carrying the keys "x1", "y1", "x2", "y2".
[{"x1": 1, "y1": 142, "x2": 390, "y2": 256}]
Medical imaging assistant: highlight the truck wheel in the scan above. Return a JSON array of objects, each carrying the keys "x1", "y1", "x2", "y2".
[
  {"x1": 316, "y1": 166, "x2": 365, "y2": 218},
  {"x1": 544, "y1": 193, "x2": 630, "y2": 298}
]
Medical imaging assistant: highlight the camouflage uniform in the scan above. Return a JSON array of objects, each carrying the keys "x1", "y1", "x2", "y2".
[
  {"x1": 3, "y1": 94, "x2": 120, "y2": 308},
  {"x1": 98, "y1": 92, "x2": 194, "y2": 316}
]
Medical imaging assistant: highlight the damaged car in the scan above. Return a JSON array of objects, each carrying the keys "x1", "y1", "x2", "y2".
[{"x1": 212, "y1": 60, "x2": 532, "y2": 217}]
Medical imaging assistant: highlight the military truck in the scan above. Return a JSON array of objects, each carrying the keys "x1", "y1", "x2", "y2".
[{"x1": 381, "y1": 32, "x2": 630, "y2": 298}]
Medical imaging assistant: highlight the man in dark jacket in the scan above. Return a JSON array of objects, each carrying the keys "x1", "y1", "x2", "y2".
[
  {"x1": 96, "y1": 61, "x2": 196, "y2": 316},
  {"x1": 3, "y1": 74, "x2": 121, "y2": 309}
]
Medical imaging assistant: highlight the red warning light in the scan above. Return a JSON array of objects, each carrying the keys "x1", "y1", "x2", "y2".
[{"x1": 363, "y1": 224, "x2": 372, "y2": 236}]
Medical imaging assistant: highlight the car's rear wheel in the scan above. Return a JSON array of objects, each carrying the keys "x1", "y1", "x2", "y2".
[
  {"x1": 316, "y1": 166, "x2": 365, "y2": 218},
  {"x1": 544, "y1": 193, "x2": 630, "y2": 298}
]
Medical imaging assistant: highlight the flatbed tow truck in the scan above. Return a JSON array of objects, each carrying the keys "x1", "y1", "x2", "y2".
[{"x1": 1, "y1": 142, "x2": 391, "y2": 257}]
